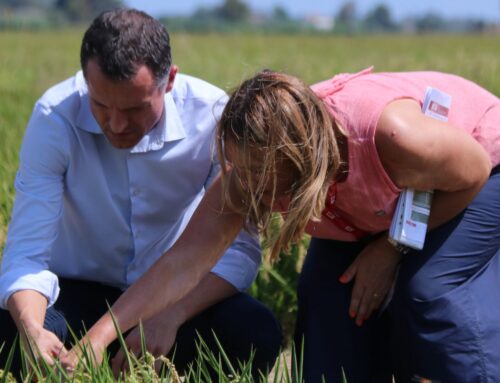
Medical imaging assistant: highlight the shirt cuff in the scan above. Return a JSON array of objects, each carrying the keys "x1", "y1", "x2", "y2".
[
  {"x1": 210, "y1": 230, "x2": 261, "y2": 291},
  {"x1": 0, "y1": 268, "x2": 60, "y2": 309},
  {"x1": 210, "y1": 250, "x2": 260, "y2": 291}
]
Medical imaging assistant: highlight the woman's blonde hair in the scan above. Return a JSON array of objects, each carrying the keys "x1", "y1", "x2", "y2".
[{"x1": 216, "y1": 70, "x2": 343, "y2": 260}]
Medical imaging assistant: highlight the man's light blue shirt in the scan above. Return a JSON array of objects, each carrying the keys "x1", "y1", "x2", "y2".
[{"x1": 0, "y1": 71, "x2": 261, "y2": 309}]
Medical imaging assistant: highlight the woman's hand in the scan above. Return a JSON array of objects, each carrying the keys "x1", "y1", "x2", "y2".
[
  {"x1": 59, "y1": 334, "x2": 107, "y2": 374},
  {"x1": 111, "y1": 309, "x2": 181, "y2": 376},
  {"x1": 339, "y1": 235, "x2": 401, "y2": 326},
  {"x1": 7, "y1": 290, "x2": 69, "y2": 372}
]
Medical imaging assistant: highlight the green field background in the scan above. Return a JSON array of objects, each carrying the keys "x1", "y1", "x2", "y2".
[{"x1": 0, "y1": 31, "x2": 499, "y2": 342}]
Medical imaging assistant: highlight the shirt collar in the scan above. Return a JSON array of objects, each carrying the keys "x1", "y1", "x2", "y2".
[
  {"x1": 75, "y1": 72, "x2": 102, "y2": 134},
  {"x1": 130, "y1": 93, "x2": 186, "y2": 153},
  {"x1": 76, "y1": 74, "x2": 186, "y2": 153}
]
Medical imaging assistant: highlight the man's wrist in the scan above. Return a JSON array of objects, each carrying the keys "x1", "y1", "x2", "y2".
[{"x1": 17, "y1": 321, "x2": 44, "y2": 343}]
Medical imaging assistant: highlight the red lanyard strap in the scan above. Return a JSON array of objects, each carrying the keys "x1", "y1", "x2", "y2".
[{"x1": 322, "y1": 183, "x2": 367, "y2": 240}]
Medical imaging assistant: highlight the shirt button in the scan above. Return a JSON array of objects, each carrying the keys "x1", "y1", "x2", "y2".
[{"x1": 132, "y1": 189, "x2": 140, "y2": 197}]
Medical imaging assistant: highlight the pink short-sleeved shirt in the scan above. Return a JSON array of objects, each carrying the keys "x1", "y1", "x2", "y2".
[{"x1": 305, "y1": 67, "x2": 500, "y2": 241}]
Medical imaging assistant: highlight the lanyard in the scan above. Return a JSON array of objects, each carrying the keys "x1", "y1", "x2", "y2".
[{"x1": 322, "y1": 183, "x2": 367, "y2": 240}]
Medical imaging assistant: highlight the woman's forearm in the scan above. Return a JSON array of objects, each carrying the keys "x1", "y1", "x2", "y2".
[{"x1": 84, "y1": 176, "x2": 244, "y2": 349}]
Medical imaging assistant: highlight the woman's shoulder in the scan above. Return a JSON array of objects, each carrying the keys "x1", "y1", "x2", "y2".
[{"x1": 315, "y1": 70, "x2": 439, "y2": 138}]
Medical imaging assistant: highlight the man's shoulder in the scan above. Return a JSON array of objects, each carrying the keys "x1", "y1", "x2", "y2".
[
  {"x1": 38, "y1": 71, "x2": 87, "y2": 112},
  {"x1": 172, "y1": 73, "x2": 227, "y2": 104}
]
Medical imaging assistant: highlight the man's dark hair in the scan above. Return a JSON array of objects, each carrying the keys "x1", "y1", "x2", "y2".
[{"x1": 80, "y1": 8, "x2": 171, "y2": 86}]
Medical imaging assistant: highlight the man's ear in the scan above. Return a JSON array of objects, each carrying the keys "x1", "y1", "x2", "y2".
[{"x1": 165, "y1": 65, "x2": 178, "y2": 93}]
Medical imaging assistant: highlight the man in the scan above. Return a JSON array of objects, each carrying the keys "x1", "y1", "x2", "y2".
[{"x1": 0, "y1": 8, "x2": 282, "y2": 378}]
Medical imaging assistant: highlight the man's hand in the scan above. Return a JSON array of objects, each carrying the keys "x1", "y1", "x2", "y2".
[
  {"x1": 22, "y1": 324, "x2": 69, "y2": 368},
  {"x1": 339, "y1": 235, "x2": 401, "y2": 326},
  {"x1": 7, "y1": 290, "x2": 69, "y2": 370},
  {"x1": 111, "y1": 308, "x2": 182, "y2": 376}
]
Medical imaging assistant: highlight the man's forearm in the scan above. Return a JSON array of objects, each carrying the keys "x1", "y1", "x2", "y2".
[{"x1": 7, "y1": 290, "x2": 48, "y2": 338}]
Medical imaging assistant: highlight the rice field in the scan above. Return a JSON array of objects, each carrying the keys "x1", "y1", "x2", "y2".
[
  {"x1": 0, "y1": 30, "x2": 498, "y2": 381},
  {"x1": 1, "y1": 31, "x2": 499, "y2": 240}
]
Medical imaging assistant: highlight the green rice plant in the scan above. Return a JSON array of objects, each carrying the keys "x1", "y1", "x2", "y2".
[
  {"x1": 250, "y1": 215, "x2": 310, "y2": 346},
  {"x1": 0, "y1": 340, "x2": 16, "y2": 383},
  {"x1": 0, "y1": 318, "x2": 308, "y2": 382}
]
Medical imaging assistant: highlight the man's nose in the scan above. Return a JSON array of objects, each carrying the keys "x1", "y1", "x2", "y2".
[{"x1": 109, "y1": 109, "x2": 128, "y2": 133}]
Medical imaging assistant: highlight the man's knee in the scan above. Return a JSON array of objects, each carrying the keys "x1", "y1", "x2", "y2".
[
  {"x1": 188, "y1": 293, "x2": 283, "y2": 372},
  {"x1": 221, "y1": 294, "x2": 282, "y2": 353},
  {"x1": 213, "y1": 294, "x2": 282, "y2": 375},
  {"x1": 0, "y1": 308, "x2": 18, "y2": 353},
  {"x1": 0, "y1": 308, "x2": 22, "y2": 375},
  {"x1": 43, "y1": 307, "x2": 69, "y2": 344}
]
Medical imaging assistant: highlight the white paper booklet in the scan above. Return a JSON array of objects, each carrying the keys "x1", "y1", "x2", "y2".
[{"x1": 388, "y1": 87, "x2": 452, "y2": 250}]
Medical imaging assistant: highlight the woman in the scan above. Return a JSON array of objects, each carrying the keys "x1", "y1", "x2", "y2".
[
  {"x1": 69, "y1": 68, "x2": 499, "y2": 382},
  {"x1": 214, "y1": 67, "x2": 499, "y2": 382}
]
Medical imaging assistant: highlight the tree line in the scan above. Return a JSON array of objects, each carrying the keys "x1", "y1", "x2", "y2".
[
  {"x1": 163, "y1": 0, "x2": 491, "y2": 34},
  {"x1": 0, "y1": 0, "x2": 123, "y2": 28},
  {"x1": 0, "y1": 0, "x2": 494, "y2": 34}
]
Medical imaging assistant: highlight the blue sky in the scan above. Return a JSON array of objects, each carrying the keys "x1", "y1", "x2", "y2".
[{"x1": 125, "y1": 0, "x2": 500, "y2": 22}]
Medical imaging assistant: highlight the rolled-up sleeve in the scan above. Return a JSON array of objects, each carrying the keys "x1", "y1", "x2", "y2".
[
  {"x1": 210, "y1": 227, "x2": 261, "y2": 291},
  {"x1": 0, "y1": 103, "x2": 69, "y2": 309}
]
